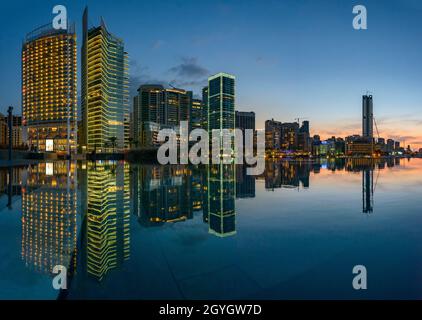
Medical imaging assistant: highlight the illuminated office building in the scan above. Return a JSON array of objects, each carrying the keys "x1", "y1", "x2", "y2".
[
  {"x1": 190, "y1": 98, "x2": 203, "y2": 130},
  {"x1": 132, "y1": 85, "x2": 192, "y2": 147},
  {"x1": 81, "y1": 7, "x2": 129, "y2": 152},
  {"x1": 22, "y1": 24, "x2": 77, "y2": 153},
  {"x1": 207, "y1": 73, "x2": 235, "y2": 135},
  {"x1": 85, "y1": 161, "x2": 130, "y2": 280},
  {"x1": 202, "y1": 86, "x2": 209, "y2": 130},
  {"x1": 265, "y1": 119, "x2": 282, "y2": 150},
  {"x1": 280, "y1": 122, "x2": 299, "y2": 150},
  {"x1": 21, "y1": 162, "x2": 78, "y2": 274}
]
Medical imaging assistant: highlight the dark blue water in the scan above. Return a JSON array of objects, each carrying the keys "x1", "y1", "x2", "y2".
[{"x1": 0, "y1": 158, "x2": 421, "y2": 299}]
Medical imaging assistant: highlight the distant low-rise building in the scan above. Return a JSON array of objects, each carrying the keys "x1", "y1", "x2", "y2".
[
  {"x1": 0, "y1": 114, "x2": 23, "y2": 148},
  {"x1": 346, "y1": 136, "x2": 373, "y2": 156}
]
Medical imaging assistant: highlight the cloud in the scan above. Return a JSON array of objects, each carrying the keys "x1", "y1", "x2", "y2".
[
  {"x1": 129, "y1": 57, "x2": 209, "y2": 98},
  {"x1": 168, "y1": 78, "x2": 208, "y2": 89},
  {"x1": 168, "y1": 57, "x2": 209, "y2": 79}
]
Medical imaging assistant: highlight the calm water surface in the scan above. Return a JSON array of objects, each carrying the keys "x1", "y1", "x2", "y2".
[{"x1": 0, "y1": 158, "x2": 421, "y2": 299}]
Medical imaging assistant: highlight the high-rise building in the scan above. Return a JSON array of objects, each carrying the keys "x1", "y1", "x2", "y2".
[
  {"x1": 265, "y1": 119, "x2": 282, "y2": 150},
  {"x1": 235, "y1": 111, "x2": 255, "y2": 133},
  {"x1": 163, "y1": 87, "x2": 191, "y2": 127},
  {"x1": 81, "y1": 7, "x2": 129, "y2": 152},
  {"x1": 280, "y1": 122, "x2": 299, "y2": 150},
  {"x1": 22, "y1": 24, "x2": 77, "y2": 153},
  {"x1": 207, "y1": 73, "x2": 235, "y2": 135},
  {"x1": 362, "y1": 95, "x2": 373, "y2": 138},
  {"x1": 201, "y1": 86, "x2": 209, "y2": 130},
  {"x1": 133, "y1": 85, "x2": 164, "y2": 147},
  {"x1": 236, "y1": 111, "x2": 255, "y2": 151},
  {"x1": 132, "y1": 85, "x2": 192, "y2": 147},
  {"x1": 387, "y1": 139, "x2": 394, "y2": 154},
  {"x1": 297, "y1": 120, "x2": 310, "y2": 152},
  {"x1": 190, "y1": 98, "x2": 203, "y2": 130}
]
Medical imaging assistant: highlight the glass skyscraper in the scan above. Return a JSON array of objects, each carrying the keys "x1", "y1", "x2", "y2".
[
  {"x1": 132, "y1": 85, "x2": 192, "y2": 147},
  {"x1": 207, "y1": 73, "x2": 235, "y2": 133},
  {"x1": 81, "y1": 7, "x2": 129, "y2": 152},
  {"x1": 190, "y1": 98, "x2": 203, "y2": 130},
  {"x1": 362, "y1": 95, "x2": 373, "y2": 139},
  {"x1": 22, "y1": 24, "x2": 77, "y2": 154}
]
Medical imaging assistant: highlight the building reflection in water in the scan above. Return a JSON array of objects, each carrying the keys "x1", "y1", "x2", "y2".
[
  {"x1": 345, "y1": 158, "x2": 376, "y2": 214},
  {"x1": 0, "y1": 165, "x2": 24, "y2": 209},
  {"x1": 362, "y1": 169, "x2": 374, "y2": 214},
  {"x1": 15, "y1": 157, "x2": 402, "y2": 284},
  {"x1": 81, "y1": 161, "x2": 131, "y2": 281},
  {"x1": 21, "y1": 161, "x2": 77, "y2": 275},
  {"x1": 132, "y1": 165, "x2": 198, "y2": 226},
  {"x1": 236, "y1": 165, "x2": 255, "y2": 198},
  {"x1": 207, "y1": 163, "x2": 236, "y2": 237},
  {"x1": 262, "y1": 161, "x2": 311, "y2": 190},
  {"x1": 261, "y1": 158, "x2": 392, "y2": 214},
  {"x1": 131, "y1": 163, "x2": 242, "y2": 237}
]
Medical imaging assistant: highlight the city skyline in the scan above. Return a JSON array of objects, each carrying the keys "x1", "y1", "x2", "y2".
[{"x1": 0, "y1": 0, "x2": 421, "y2": 149}]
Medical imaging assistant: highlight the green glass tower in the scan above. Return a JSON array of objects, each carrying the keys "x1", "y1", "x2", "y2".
[{"x1": 207, "y1": 73, "x2": 235, "y2": 133}]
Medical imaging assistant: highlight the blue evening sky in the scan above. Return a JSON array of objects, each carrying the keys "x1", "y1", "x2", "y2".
[{"x1": 0, "y1": 0, "x2": 421, "y2": 146}]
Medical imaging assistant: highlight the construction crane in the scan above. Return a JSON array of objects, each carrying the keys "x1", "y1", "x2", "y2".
[
  {"x1": 295, "y1": 117, "x2": 308, "y2": 125},
  {"x1": 373, "y1": 116, "x2": 380, "y2": 140}
]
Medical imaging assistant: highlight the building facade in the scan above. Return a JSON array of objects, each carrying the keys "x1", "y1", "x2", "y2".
[
  {"x1": 22, "y1": 24, "x2": 77, "y2": 153},
  {"x1": 297, "y1": 121, "x2": 310, "y2": 153},
  {"x1": 190, "y1": 98, "x2": 203, "y2": 130},
  {"x1": 208, "y1": 73, "x2": 235, "y2": 133},
  {"x1": 132, "y1": 85, "x2": 192, "y2": 147},
  {"x1": 235, "y1": 111, "x2": 255, "y2": 132},
  {"x1": 3, "y1": 115, "x2": 23, "y2": 148},
  {"x1": 201, "y1": 86, "x2": 209, "y2": 130},
  {"x1": 362, "y1": 95, "x2": 373, "y2": 138},
  {"x1": 265, "y1": 119, "x2": 282, "y2": 151},
  {"x1": 81, "y1": 8, "x2": 129, "y2": 152},
  {"x1": 280, "y1": 122, "x2": 299, "y2": 151}
]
